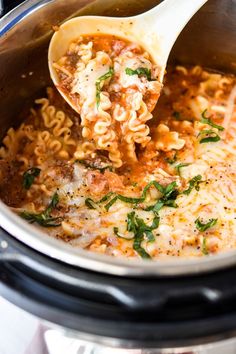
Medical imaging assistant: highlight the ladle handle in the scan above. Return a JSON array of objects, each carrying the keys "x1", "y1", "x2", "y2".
[{"x1": 142, "y1": 0, "x2": 208, "y2": 65}]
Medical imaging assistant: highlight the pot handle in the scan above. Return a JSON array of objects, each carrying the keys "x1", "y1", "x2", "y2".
[
  {"x1": 107, "y1": 283, "x2": 222, "y2": 311},
  {"x1": 0, "y1": 234, "x2": 26, "y2": 263},
  {"x1": 107, "y1": 285, "x2": 167, "y2": 310},
  {"x1": 0, "y1": 228, "x2": 225, "y2": 311}
]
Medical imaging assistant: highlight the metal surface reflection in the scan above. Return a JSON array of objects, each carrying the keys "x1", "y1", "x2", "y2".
[{"x1": 1, "y1": 0, "x2": 236, "y2": 277}]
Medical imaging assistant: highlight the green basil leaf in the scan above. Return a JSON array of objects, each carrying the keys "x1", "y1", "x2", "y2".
[
  {"x1": 125, "y1": 67, "x2": 152, "y2": 81},
  {"x1": 163, "y1": 181, "x2": 177, "y2": 197},
  {"x1": 85, "y1": 198, "x2": 97, "y2": 209},
  {"x1": 195, "y1": 217, "x2": 218, "y2": 232},
  {"x1": 20, "y1": 211, "x2": 62, "y2": 227},
  {"x1": 143, "y1": 230, "x2": 155, "y2": 242},
  {"x1": 145, "y1": 200, "x2": 164, "y2": 213},
  {"x1": 183, "y1": 175, "x2": 202, "y2": 195},
  {"x1": 175, "y1": 163, "x2": 190, "y2": 175},
  {"x1": 127, "y1": 211, "x2": 136, "y2": 232},
  {"x1": 145, "y1": 198, "x2": 178, "y2": 213},
  {"x1": 99, "y1": 192, "x2": 114, "y2": 202},
  {"x1": 117, "y1": 195, "x2": 143, "y2": 204},
  {"x1": 151, "y1": 214, "x2": 160, "y2": 229},
  {"x1": 87, "y1": 180, "x2": 179, "y2": 215},
  {"x1": 198, "y1": 129, "x2": 221, "y2": 144},
  {"x1": 105, "y1": 180, "x2": 164, "y2": 211},
  {"x1": 164, "y1": 199, "x2": 178, "y2": 208},
  {"x1": 20, "y1": 192, "x2": 62, "y2": 227},
  {"x1": 144, "y1": 182, "x2": 179, "y2": 213},
  {"x1": 133, "y1": 232, "x2": 151, "y2": 259},
  {"x1": 113, "y1": 227, "x2": 133, "y2": 240},
  {"x1": 201, "y1": 109, "x2": 224, "y2": 131},
  {"x1": 96, "y1": 68, "x2": 114, "y2": 107},
  {"x1": 86, "y1": 192, "x2": 115, "y2": 210},
  {"x1": 115, "y1": 211, "x2": 160, "y2": 258},
  {"x1": 47, "y1": 192, "x2": 59, "y2": 212},
  {"x1": 200, "y1": 135, "x2": 221, "y2": 144},
  {"x1": 104, "y1": 196, "x2": 118, "y2": 211},
  {"x1": 23, "y1": 167, "x2": 41, "y2": 189}
]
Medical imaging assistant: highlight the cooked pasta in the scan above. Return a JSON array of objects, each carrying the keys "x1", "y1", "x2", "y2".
[
  {"x1": 1, "y1": 62, "x2": 236, "y2": 260},
  {"x1": 53, "y1": 34, "x2": 162, "y2": 167}
]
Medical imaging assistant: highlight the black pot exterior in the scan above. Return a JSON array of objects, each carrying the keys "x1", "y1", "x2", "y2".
[
  {"x1": 1, "y1": 0, "x2": 236, "y2": 349},
  {"x1": 1, "y1": 227, "x2": 236, "y2": 348}
]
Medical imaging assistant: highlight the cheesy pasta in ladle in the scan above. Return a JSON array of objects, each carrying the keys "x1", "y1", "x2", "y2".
[{"x1": 53, "y1": 35, "x2": 162, "y2": 167}]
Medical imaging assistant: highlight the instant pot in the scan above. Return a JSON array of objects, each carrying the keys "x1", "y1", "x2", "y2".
[{"x1": 1, "y1": 0, "x2": 236, "y2": 353}]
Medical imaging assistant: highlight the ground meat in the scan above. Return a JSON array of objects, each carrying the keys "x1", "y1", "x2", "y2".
[
  {"x1": 0, "y1": 160, "x2": 26, "y2": 207},
  {"x1": 104, "y1": 170, "x2": 125, "y2": 192},
  {"x1": 86, "y1": 169, "x2": 125, "y2": 197},
  {"x1": 86, "y1": 170, "x2": 109, "y2": 196}
]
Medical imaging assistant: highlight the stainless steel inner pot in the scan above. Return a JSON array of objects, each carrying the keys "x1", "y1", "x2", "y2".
[{"x1": 0, "y1": 0, "x2": 236, "y2": 277}]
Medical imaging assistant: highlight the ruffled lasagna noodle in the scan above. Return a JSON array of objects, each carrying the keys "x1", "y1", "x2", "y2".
[
  {"x1": 1, "y1": 63, "x2": 236, "y2": 260},
  {"x1": 53, "y1": 34, "x2": 162, "y2": 167}
]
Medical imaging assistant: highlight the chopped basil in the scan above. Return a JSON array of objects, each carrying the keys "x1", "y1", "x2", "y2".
[
  {"x1": 47, "y1": 192, "x2": 60, "y2": 211},
  {"x1": 95, "y1": 68, "x2": 114, "y2": 107},
  {"x1": 21, "y1": 211, "x2": 62, "y2": 227},
  {"x1": 130, "y1": 212, "x2": 159, "y2": 258},
  {"x1": 144, "y1": 181, "x2": 179, "y2": 212},
  {"x1": 198, "y1": 129, "x2": 221, "y2": 144},
  {"x1": 165, "y1": 152, "x2": 177, "y2": 164},
  {"x1": 198, "y1": 110, "x2": 224, "y2": 144},
  {"x1": 175, "y1": 163, "x2": 190, "y2": 175},
  {"x1": 85, "y1": 198, "x2": 98, "y2": 209},
  {"x1": 201, "y1": 135, "x2": 220, "y2": 143},
  {"x1": 200, "y1": 109, "x2": 224, "y2": 131},
  {"x1": 85, "y1": 181, "x2": 179, "y2": 218},
  {"x1": 85, "y1": 192, "x2": 114, "y2": 209},
  {"x1": 104, "y1": 195, "x2": 118, "y2": 211},
  {"x1": 113, "y1": 227, "x2": 132, "y2": 240},
  {"x1": 150, "y1": 213, "x2": 160, "y2": 230},
  {"x1": 99, "y1": 193, "x2": 115, "y2": 202},
  {"x1": 105, "y1": 180, "x2": 179, "y2": 211},
  {"x1": 23, "y1": 167, "x2": 41, "y2": 189},
  {"x1": 127, "y1": 211, "x2": 159, "y2": 242},
  {"x1": 202, "y1": 237, "x2": 209, "y2": 255},
  {"x1": 20, "y1": 192, "x2": 62, "y2": 227},
  {"x1": 125, "y1": 67, "x2": 152, "y2": 81},
  {"x1": 183, "y1": 175, "x2": 202, "y2": 195},
  {"x1": 145, "y1": 200, "x2": 164, "y2": 213},
  {"x1": 133, "y1": 233, "x2": 151, "y2": 259},
  {"x1": 127, "y1": 211, "x2": 136, "y2": 233},
  {"x1": 195, "y1": 217, "x2": 218, "y2": 232},
  {"x1": 114, "y1": 211, "x2": 160, "y2": 259}
]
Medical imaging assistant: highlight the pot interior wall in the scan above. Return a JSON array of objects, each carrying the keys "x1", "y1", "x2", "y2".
[{"x1": 0, "y1": 0, "x2": 235, "y2": 137}]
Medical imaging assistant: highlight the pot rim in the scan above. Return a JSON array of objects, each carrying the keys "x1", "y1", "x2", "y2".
[
  {"x1": 2, "y1": 199, "x2": 236, "y2": 277},
  {"x1": 1, "y1": 0, "x2": 236, "y2": 277},
  {"x1": 0, "y1": 0, "x2": 52, "y2": 36}
]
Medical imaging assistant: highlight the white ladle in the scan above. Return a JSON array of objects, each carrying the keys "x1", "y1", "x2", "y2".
[{"x1": 48, "y1": 0, "x2": 207, "y2": 113}]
